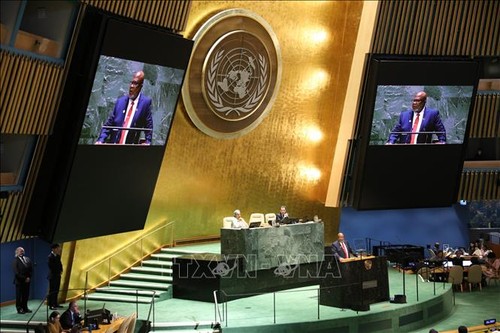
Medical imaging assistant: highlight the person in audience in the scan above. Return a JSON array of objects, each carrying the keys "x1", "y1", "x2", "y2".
[
  {"x1": 451, "y1": 249, "x2": 465, "y2": 266},
  {"x1": 276, "y1": 206, "x2": 289, "y2": 223},
  {"x1": 60, "y1": 301, "x2": 83, "y2": 330},
  {"x1": 429, "y1": 329, "x2": 439, "y2": 333},
  {"x1": 458, "y1": 325, "x2": 468, "y2": 333},
  {"x1": 467, "y1": 241, "x2": 476, "y2": 255},
  {"x1": 231, "y1": 209, "x2": 248, "y2": 229},
  {"x1": 331, "y1": 232, "x2": 357, "y2": 262},
  {"x1": 430, "y1": 250, "x2": 445, "y2": 262},
  {"x1": 483, "y1": 252, "x2": 500, "y2": 283},
  {"x1": 472, "y1": 244, "x2": 491, "y2": 258},
  {"x1": 47, "y1": 311, "x2": 67, "y2": 333},
  {"x1": 12, "y1": 247, "x2": 33, "y2": 314}
]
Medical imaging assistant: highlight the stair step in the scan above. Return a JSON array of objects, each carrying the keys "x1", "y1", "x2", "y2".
[
  {"x1": 160, "y1": 248, "x2": 204, "y2": 255},
  {"x1": 95, "y1": 287, "x2": 164, "y2": 297},
  {"x1": 120, "y1": 273, "x2": 172, "y2": 282},
  {"x1": 85, "y1": 293, "x2": 154, "y2": 304},
  {"x1": 131, "y1": 266, "x2": 173, "y2": 275},
  {"x1": 142, "y1": 260, "x2": 172, "y2": 267},
  {"x1": 109, "y1": 280, "x2": 171, "y2": 291},
  {"x1": 151, "y1": 253, "x2": 182, "y2": 260}
]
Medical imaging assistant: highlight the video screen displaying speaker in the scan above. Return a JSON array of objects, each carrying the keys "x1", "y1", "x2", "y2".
[
  {"x1": 24, "y1": 7, "x2": 193, "y2": 242},
  {"x1": 348, "y1": 55, "x2": 480, "y2": 210}
]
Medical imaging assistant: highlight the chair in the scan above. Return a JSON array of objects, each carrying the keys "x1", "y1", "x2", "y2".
[
  {"x1": 117, "y1": 313, "x2": 136, "y2": 333},
  {"x1": 126, "y1": 313, "x2": 137, "y2": 333},
  {"x1": 465, "y1": 264, "x2": 482, "y2": 291},
  {"x1": 417, "y1": 266, "x2": 431, "y2": 282},
  {"x1": 265, "y1": 213, "x2": 276, "y2": 226},
  {"x1": 448, "y1": 265, "x2": 464, "y2": 292},
  {"x1": 222, "y1": 216, "x2": 234, "y2": 229},
  {"x1": 249, "y1": 213, "x2": 265, "y2": 227}
]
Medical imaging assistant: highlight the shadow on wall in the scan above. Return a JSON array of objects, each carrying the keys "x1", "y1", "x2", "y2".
[{"x1": 339, "y1": 205, "x2": 470, "y2": 252}]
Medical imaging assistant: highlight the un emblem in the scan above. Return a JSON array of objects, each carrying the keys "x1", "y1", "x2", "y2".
[{"x1": 182, "y1": 9, "x2": 281, "y2": 139}]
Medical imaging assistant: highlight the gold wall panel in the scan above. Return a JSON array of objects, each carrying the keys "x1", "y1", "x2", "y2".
[{"x1": 143, "y1": 1, "x2": 363, "y2": 244}]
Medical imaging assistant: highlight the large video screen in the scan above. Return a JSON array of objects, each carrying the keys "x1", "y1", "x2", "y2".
[
  {"x1": 23, "y1": 7, "x2": 193, "y2": 242},
  {"x1": 348, "y1": 56, "x2": 480, "y2": 210},
  {"x1": 370, "y1": 85, "x2": 474, "y2": 145},
  {"x1": 78, "y1": 55, "x2": 185, "y2": 146}
]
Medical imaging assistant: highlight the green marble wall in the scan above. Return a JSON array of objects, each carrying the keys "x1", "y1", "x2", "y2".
[{"x1": 221, "y1": 222, "x2": 324, "y2": 271}]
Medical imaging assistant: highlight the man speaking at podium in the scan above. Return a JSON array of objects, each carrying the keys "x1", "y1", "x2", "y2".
[
  {"x1": 331, "y1": 233, "x2": 357, "y2": 262},
  {"x1": 386, "y1": 91, "x2": 446, "y2": 145},
  {"x1": 96, "y1": 70, "x2": 153, "y2": 145}
]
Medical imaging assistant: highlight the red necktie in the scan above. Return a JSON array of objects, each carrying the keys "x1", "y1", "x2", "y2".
[
  {"x1": 410, "y1": 112, "x2": 420, "y2": 144},
  {"x1": 341, "y1": 242, "x2": 349, "y2": 258},
  {"x1": 119, "y1": 101, "x2": 134, "y2": 144}
]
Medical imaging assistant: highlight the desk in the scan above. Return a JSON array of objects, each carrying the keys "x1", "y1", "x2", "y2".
[
  {"x1": 83, "y1": 318, "x2": 124, "y2": 333},
  {"x1": 221, "y1": 222, "x2": 324, "y2": 271},
  {"x1": 173, "y1": 223, "x2": 325, "y2": 302},
  {"x1": 320, "y1": 255, "x2": 389, "y2": 311}
]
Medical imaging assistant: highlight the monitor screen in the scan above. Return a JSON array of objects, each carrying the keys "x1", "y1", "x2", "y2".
[
  {"x1": 23, "y1": 7, "x2": 194, "y2": 242},
  {"x1": 370, "y1": 85, "x2": 474, "y2": 145},
  {"x1": 348, "y1": 55, "x2": 480, "y2": 210},
  {"x1": 78, "y1": 55, "x2": 185, "y2": 146}
]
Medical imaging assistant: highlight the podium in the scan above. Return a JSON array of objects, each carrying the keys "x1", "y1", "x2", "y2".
[{"x1": 319, "y1": 255, "x2": 389, "y2": 311}]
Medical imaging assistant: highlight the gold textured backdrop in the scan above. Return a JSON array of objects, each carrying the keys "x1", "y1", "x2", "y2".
[
  {"x1": 146, "y1": 1, "x2": 363, "y2": 242},
  {"x1": 63, "y1": 0, "x2": 365, "y2": 296}
]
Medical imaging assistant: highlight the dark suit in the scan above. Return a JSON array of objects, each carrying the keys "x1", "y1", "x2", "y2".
[
  {"x1": 60, "y1": 310, "x2": 83, "y2": 330},
  {"x1": 47, "y1": 252, "x2": 63, "y2": 307},
  {"x1": 12, "y1": 256, "x2": 33, "y2": 312},
  {"x1": 387, "y1": 108, "x2": 446, "y2": 144},
  {"x1": 276, "y1": 213, "x2": 288, "y2": 223},
  {"x1": 97, "y1": 94, "x2": 153, "y2": 144},
  {"x1": 331, "y1": 240, "x2": 355, "y2": 260}
]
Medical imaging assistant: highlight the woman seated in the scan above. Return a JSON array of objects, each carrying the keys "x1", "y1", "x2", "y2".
[
  {"x1": 47, "y1": 311, "x2": 69, "y2": 333},
  {"x1": 483, "y1": 252, "x2": 500, "y2": 283}
]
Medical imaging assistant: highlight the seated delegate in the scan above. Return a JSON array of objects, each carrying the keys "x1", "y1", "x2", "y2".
[
  {"x1": 231, "y1": 209, "x2": 248, "y2": 229},
  {"x1": 60, "y1": 301, "x2": 83, "y2": 330}
]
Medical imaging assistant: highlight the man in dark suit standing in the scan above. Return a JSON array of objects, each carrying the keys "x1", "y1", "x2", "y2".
[
  {"x1": 48, "y1": 243, "x2": 63, "y2": 310},
  {"x1": 387, "y1": 91, "x2": 446, "y2": 144},
  {"x1": 331, "y1": 233, "x2": 356, "y2": 262},
  {"x1": 96, "y1": 70, "x2": 153, "y2": 145},
  {"x1": 12, "y1": 247, "x2": 33, "y2": 314}
]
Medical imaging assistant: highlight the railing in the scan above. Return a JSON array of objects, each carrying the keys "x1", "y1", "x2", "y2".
[
  {"x1": 213, "y1": 279, "x2": 449, "y2": 328},
  {"x1": 83, "y1": 220, "x2": 175, "y2": 296},
  {"x1": 25, "y1": 288, "x2": 156, "y2": 333}
]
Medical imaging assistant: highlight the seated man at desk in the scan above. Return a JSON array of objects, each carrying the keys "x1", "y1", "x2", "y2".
[
  {"x1": 276, "y1": 206, "x2": 289, "y2": 223},
  {"x1": 331, "y1": 232, "x2": 357, "y2": 262},
  {"x1": 231, "y1": 209, "x2": 248, "y2": 229},
  {"x1": 60, "y1": 301, "x2": 83, "y2": 330}
]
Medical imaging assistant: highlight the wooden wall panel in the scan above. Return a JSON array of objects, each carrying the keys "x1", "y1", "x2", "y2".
[
  {"x1": 458, "y1": 170, "x2": 500, "y2": 201},
  {"x1": 372, "y1": 0, "x2": 499, "y2": 56},
  {"x1": 81, "y1": 0, "x2": 192, "y2": 33},
  {"x1": 469, "y1": 93, "x2": 499, "y2": 138}
]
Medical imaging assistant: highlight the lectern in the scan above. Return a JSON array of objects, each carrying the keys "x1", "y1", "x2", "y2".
[{"x1": 319, "y1": 255, "x2": 389, "y2": 311}]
